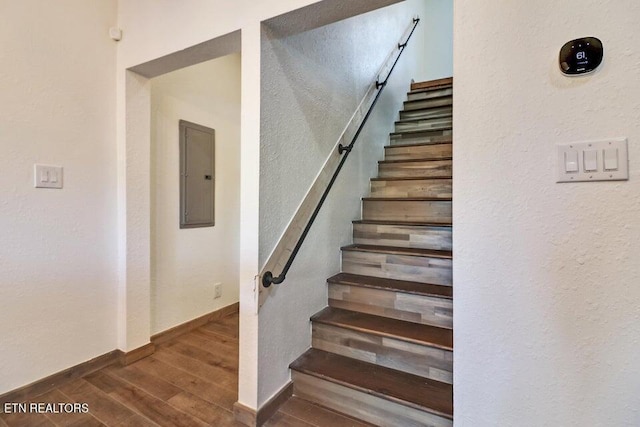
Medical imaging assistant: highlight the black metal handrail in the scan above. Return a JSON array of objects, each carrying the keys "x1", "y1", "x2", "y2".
[{"x1": 262, "y1": 17, "x2": 420, "y2": 288}]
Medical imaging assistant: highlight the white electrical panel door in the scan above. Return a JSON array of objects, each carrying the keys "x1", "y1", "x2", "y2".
[
  {"x1": 557, "y1": 139, "x2": 629, "y2": 183},
  {"x1": 180, "y1": 120, "x2": 215, "y2": 228}
]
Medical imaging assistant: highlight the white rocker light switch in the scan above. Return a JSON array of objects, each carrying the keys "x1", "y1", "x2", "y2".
[
  {"x1": 604, "y1": 148, "x2": 619, "y2": 171},
  {"x1": 565, "y1": 151, "x2": 579, "y2": 172},
  {"x1": 584, "y1": 150, "x2": 598, "y2": 172}
]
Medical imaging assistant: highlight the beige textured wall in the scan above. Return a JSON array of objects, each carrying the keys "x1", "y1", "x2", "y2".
[
  {"x1": 0, "y1": 0, "x2": 118, "y2": 394},
  {"x1": 454, "y1": 1, "x2": 640, "y2": 425}
]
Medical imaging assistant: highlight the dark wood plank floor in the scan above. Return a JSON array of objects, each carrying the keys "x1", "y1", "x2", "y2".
[{"x1": 0, "y1": 311, "x2": 366, "y2": 427}]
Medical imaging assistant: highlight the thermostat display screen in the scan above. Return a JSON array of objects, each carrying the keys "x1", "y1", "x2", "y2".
[{"x1": 559, "y1": 37, "x2": 603, "y2": 75}]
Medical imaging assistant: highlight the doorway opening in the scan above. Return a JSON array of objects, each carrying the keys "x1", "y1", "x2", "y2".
[{"x1": 149, "y1": 53, "x2": 241, "y2": 338}]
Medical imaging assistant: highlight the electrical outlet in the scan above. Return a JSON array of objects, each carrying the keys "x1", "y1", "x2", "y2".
[{"x1": 214, "y1": 283, "x2": 222, "y2": 299}]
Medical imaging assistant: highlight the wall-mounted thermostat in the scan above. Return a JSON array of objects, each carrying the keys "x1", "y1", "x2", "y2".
[{"x1": 559, "y1": 37, "x2": 603, "y2": 75}]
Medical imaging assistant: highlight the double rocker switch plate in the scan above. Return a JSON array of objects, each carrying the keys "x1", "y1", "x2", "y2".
[
  {"x1": 34, "y1": 164, "x2": 63, "y2": 189},
  {"x1": 557, "y1": 139, "x2": 628, "y2": 183}
]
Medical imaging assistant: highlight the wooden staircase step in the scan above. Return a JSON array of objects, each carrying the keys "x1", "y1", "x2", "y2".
[
  {"x1": 403, "y1": 96, "x2": 452, "y2": 111},
  {"x1": 341, "y1": 244, "x2": 452, "y2": 285},
  {"x1": 400, "y1": 106, "x2": 452, "y2": 121},
  {"x1": 384, "y1": 142, "x2": 452, "y2": 162},
  {"x1": 385, "y1": 139, "x2": 452, "y2": 149},
  {"x1": 406, "y1": 86, "x2": 453, "y2": 102},
  {"x1": 353, "y1": 220, "x2": 452, "y2": 250},
  {"x1": 370, "y1": 177, "x2": 451, "y2": 199},
  {"x1": 391, "y1": 128, "x2": 453, "y2": 138},
  {"x1": 353, "y1": 219, "x2": 452, "y2": 227},
  {"x1": 311, "y1": 307, "x2": 453, "y2": 382},
  {"x1": 378, "y1": 158, "x2": 452, "y2": 179},
  {"x1": 328, "y1": 273, "x2": 453, "y2": 329},
  {"x1": 410, "y1": 77, "x2": 453, "y2": 91},
  {"x1": 362, "y1": 198, "x2": 452, "y2": 223},
  {"x1": 370, "y1": 176, "x2": 451, "y2": 181},
  {"x1": 327, "y1": 272, "x2": 451, "y2": 299},
  {"x1": 290, "y1": 349, "x2": 453, "y2": 426},
  {"x1": 311, "y1": 307, "x2": 452, "y2": 350},
  {"x1": 390, "y1": 128, "x2": 452, "y2": 146},
  {"x1": 362, "y1": 196, "x2": 452, "y2": 202},
  {"x1": 327, "y1": 272, "x2": 452, "y2": 299},
  {"x1": 341, "y1": 244, "x2": 452, "y2": 259},
  {"x1": 408, "y1": 83, "x2": 452, "y2": 95},
  {"x1": 396, "y1": 114, "x2": 452, "y2": 125},
  {"x1": 379, "y1": 157, "x2": 453, "y2": 164},
  {"x1": 395, "y1": 117, "x2": 452, "y2": 133}
]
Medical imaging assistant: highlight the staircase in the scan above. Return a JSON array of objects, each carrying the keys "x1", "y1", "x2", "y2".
[{"x1": 288, "y1": 77, "x2": 454, "y2": 426}]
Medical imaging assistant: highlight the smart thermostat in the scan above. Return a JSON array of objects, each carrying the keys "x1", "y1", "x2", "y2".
[{"x1": 559, "y1": 37, "x2": 603, "y2": 75}]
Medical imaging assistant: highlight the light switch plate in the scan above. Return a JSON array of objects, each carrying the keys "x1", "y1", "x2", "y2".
[
  {"x1": 34, "y1": 164, "x2": 63, "y2": 189},
  {"x1": 557, "y1": 139, "x2": 628, "y2": 183}
]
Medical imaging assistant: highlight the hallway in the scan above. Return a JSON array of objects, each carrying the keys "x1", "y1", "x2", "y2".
[
  {"x1": 1, "y1": 313, "x2": 240, "y2": 426},
  {"x1": 0, "y1": 312, "x2": 369, "y2": 427}
]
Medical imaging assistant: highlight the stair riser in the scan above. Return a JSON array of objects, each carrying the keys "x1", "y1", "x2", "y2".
[
  {"x1": 353, "y1": 223, "x2": 452, "y2": 251},
  {"x1": 378, "y1": 160, "x2": 452, "y2": 179},
  {"x1": 404, "y1": 97, "x2": 452, "y2": 111},
  {"x1": 312, "y1": 323, "x2": 453, "y2": 383},
  {"x1": 370, "y1": 179, "x2": 452, "y2": 198},
  {"x1": 411, "y1": 78, "x2": 453, "y2": 91},
  {"x1": 384, "y1": 144, "x2": 452, "y2": 161},
  {"x1": 292, "y1": 372, "x2": 452, "y2": 427},
  {"x1": 362, "y1": 200, "x2": 452, "y2": 223},
  {"x1": 407, "y1": 87, "x2": 453, "y2": 101},
  {"x1": 390, "y1": 130, "x2": 452, "y2": 146},
  {"x1": 400, "y1": 106, "x2": 452, "y2": 121},
  {"x1": 341, "y1": 250, "x2": 452, "y2": 285},
  {"x1": 395, "y1": 118, "x2": 452, "y2": 133},
  {"x1": 328, "y1": 283, "x2": 453, "y2": 329}
]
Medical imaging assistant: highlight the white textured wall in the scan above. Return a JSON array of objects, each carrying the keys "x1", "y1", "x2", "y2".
[
  {"x1": 454, "y1": 1, "x2": 640, "y2": 426},
  {"x1": 150, "y1": 55, "x2": 241, "y2": 335},
  {"x1": 0, "y1": 1, "x2": 117, "y2": 393},
  {"x1": 258, "y1": 0, "x2": 450, "y2": 405},
  {"x1": 418, "y1": 0, "x2": 452, "y2": 82}
]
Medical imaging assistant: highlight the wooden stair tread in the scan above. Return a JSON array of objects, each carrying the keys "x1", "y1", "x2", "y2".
[
  {"x1": 352, "y1": 219, "x2": 452, "y2": 227},
  {"x1": 385, "y1": 141, "x2": 453, "y2": 149},
  {"x1": 364, "y1": 197, "x2": 452, "y2": 201},
  {"x1": 395, "y1": 115, "x2": 452, "y2": 125},
  {"x1": 341, "y1": 244, "x2": 452, "y2": 259},
  {"x1": 290, "y1": 349, "x2": 453, "y2": 419},
  {"x1": 399, "y1": 106, "x2": 452, "y2": 115},
  {"x1": 404, "y1": 95, "x2": 452, "y2": 106},
  {"x1": 379, "y1": 157, "x2": 452, "y2": 164},
  {"x1": 408, "y1": 83, "x2": 452, "y2": 94},
  {"x1": 390, "y1": 128, "x2": 452, "y2": 137},
  {"x1": 370, "y1": 176, "x2": 451, "y2": 181},
  {"x1": 410, "y1": 77, "x2": 453, "y2": 91},
  {"x1": 385, "y1": 141, "x2": 452, "y2": 149},
  {"x1": 328, "y1": 272, "x2": 452, "y2": 299},
  {"x1": 312, "y1": 307, "x2": 453, "y2": 350},
  {"x1": 362, "y1": 197, "x2": 452, "y2": 202}
]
